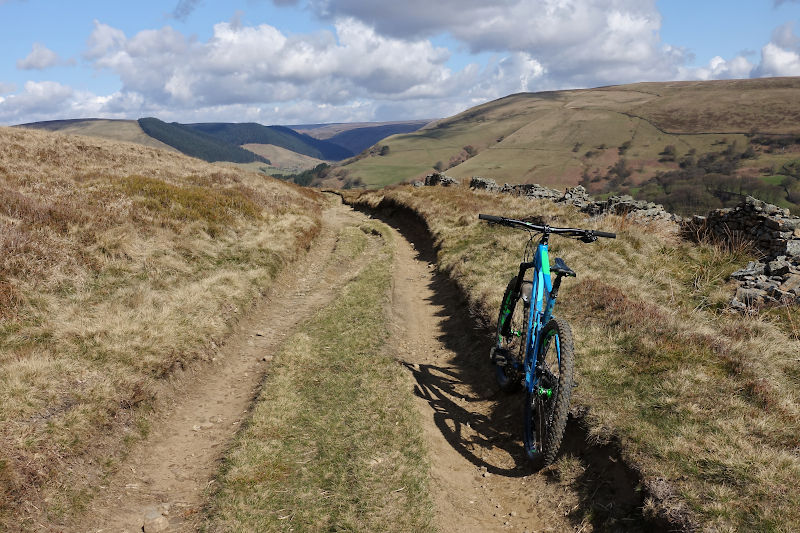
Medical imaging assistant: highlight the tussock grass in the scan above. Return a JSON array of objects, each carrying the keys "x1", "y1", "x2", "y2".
[
  {"x1": 204, "y1": 222, "x2": 434, "y2": 532},
  {"x1": 342, "y1": 185, "x2": 800, "y2": 531},
  {"x1": 0, "y1": 126, "x2": 322, "y2": 529}
]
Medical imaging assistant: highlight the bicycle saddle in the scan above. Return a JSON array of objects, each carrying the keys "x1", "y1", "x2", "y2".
[{"x1": 551, "y1": 257, "x2": 576, "y2": 277}]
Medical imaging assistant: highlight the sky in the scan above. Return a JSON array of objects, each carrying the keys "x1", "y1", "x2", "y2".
[{"x1": 0, "y1": 0, "x2": 799, "y2": 126}]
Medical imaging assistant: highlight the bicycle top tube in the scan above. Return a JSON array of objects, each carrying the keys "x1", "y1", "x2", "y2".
[{"x1": 478, "y1": 213, "x2": 616, "y2": 241}]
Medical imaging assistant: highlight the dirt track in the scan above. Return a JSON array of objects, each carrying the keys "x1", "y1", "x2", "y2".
[
  {"x1": 384, "y1": 213, "x2": 581, "y2": 532},
  {"x1": 83, "y1": 201, "x2": 371, "y2": 532},
  {"x1": 81, "y1": 198, "x2": 643, "y2": 532}
]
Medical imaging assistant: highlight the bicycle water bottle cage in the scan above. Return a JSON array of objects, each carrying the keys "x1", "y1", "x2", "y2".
[{"x1": 551, "y1": 257, "x2": 576, "y2": 277}]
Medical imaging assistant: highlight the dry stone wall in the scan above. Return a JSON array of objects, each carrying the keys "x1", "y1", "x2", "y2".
[
  {"x1": 687, "y1": 197, "x2": 800, "y2": 308},
  {"x1": 427, "y1": 174, "x2": 680, "y2": 221},
  {"x1": 419, "y1": 173, "x2": 800, "y2": 308}
]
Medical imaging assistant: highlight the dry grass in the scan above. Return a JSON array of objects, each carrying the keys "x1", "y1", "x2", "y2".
[
  {"x1": 0, "y1": 126, "x2": 322, "y2": 529},
  {"x1": 342, "y1": 184, "x2": 800, "y2": 532},
  {"x1": 16, "y1": 119, "x2": 178, "y2": 152},
  {"x1": 204, "y1": 222, "x2": 434, "y2": 532}
]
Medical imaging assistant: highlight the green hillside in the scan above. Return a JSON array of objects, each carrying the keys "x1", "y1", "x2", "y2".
[
  {"x1": 137, "y1": 118, "x2": 269, "y2": 164},
  {"x1": 341, "y1": 78, "x2": 800, "y2": 204},
  {"x1": 186, "y1": 122, "x2": 353, "y2": 161}
]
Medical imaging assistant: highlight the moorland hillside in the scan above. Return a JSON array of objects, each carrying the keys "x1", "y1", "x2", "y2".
[
  {"x1": 341, "y1": 77, "x2": 800, "y2": 214},
  {"x1": 0, "y1": 126, "x2": 321, "y2": 528},
  {"x1": 15, "y1": 118, "x2": 177, "y2": 152}
]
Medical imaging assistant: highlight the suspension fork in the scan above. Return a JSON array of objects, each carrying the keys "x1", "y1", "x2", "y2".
[{"x1": 498, "y1": 260, "x2": 535, "y2": 339}]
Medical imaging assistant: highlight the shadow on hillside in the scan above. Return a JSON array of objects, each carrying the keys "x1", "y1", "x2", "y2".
[{"x1": 351, "y1": 199, "x2": 661, "y2": 532}]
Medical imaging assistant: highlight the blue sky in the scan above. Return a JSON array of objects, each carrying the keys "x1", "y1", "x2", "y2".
[{"x1": 1, "y1": 0, "x2": 798, "y2": 125}]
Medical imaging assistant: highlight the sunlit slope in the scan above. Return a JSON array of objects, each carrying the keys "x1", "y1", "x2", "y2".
[
  {"x1": 242, "y1": 143, "x2": 324, "y2": 172},
  {"x1": 16, "y1": 118, "x2": 177, "y2": 152},
  {"x1": 342, "y1": 77, "x2": 800, "y2": 188},
  {"x1": 0, "y1": 126, "x2": 321, "y2": 529},
  {"x1": 629, "y1": 77, "x2": 800, "y2": 134}
]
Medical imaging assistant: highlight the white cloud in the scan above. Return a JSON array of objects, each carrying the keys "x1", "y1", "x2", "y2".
[
  {"x1": 752, "y1": 22, "x2": 800, "y2": 77},
  {"x1": 756, "y1": 42, "x2": 800, "y2": 76},
  {"x1": 76, "y1": 17, "x2": 523, "y2": 122},
  {"x1": 298, "y1": 0, "x2": 684, "y2": 87},
  {"x1": 0, "y1": 81, "x2": 74, "y2": 123},
  {"x1": 17, "y1": 42, "x2": 74, "y2": 70},
  {"x1": 84, "y1": 20, "x2": 127, "y2": 60},
  {"x1": 0, "y1": 82, "x2": 16, "y2": 94},
  {"x1": 689, "y1": 55, "x2": 755, "y2": 80}
]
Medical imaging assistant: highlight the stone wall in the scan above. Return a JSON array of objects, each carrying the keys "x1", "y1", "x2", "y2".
[
  {"x1": 465, "y1": 175, "x2": 679, "y2": 221},
  {"x1": 688, "y1": 197, "x2": 800, "y2": 259},
  {"x1": 420, "y1": 174, "x2": 800, "y2": 308},
  {"x1": 687, "y1": 197, "x2": 800, "y2": 307}
]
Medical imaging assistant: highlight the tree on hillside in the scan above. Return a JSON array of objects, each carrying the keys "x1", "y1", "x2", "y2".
[
  {"x1": 659, "y1": 145, "x2": 677, "y2": 162},
  {"x1": 781, "y1": 160, "x2": 800, "y2": 179}
]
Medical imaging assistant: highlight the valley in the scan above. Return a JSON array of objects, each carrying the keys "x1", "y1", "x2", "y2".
[{"x1": 2, "y1": 76, "x2": 800, "y2": 532}]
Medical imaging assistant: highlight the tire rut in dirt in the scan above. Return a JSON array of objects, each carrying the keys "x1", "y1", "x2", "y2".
[{"x1": 351, "y1": 199, "x2": 664, "y2": 532}]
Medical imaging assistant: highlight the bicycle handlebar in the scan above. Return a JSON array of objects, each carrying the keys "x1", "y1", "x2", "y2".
[{"x1": 478, "y1": 213, "x2": 616, "y2": 240}]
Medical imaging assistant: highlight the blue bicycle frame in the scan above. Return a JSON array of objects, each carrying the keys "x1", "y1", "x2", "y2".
[{"x1": 517, "y1": 240, "x2": 559, "y2": 395}]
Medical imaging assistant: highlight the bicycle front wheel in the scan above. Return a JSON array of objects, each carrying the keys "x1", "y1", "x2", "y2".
[
  {"x1": 523, "y1": 317, "x2": 574, "y2": 466},
  {"x1": 491, "y1": 276, "x2": 527, "y2": 392}
]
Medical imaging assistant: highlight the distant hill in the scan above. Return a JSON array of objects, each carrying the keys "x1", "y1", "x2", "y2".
[
  {"x1": 291, "y1": 120, "x2": 430, "y2": 140},
  {"x1": 340, "y1": 77, "x2": 800, "y2": 202},
  {"x1": 137, "y1": 118, "x2": 269, "y2": 164},
  {"x1": 186, "y1": 122, "x2": 353, "y2": 161},
  {"x1": 15, "y1": 118, "x2": 432, "y2": 168},
  {"x1": 15, "y1": 118, "x2": 177, "y2": 152},
  {"x1": 242, "y1": 143, "x2": 324, "y2": 173},
  {"x1": 323, "y1": 122, "x2": 430, "y2": 155}
]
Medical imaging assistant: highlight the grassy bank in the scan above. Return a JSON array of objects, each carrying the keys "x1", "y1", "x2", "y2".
[
  {"x1": 341, "y1": 185, "x2": 800, "y2": 532},
  {"x1": 203, "y1": 221, "x2": 434, "y2": 532},
  {"x1": 0, "y1": 127, "x2": 322, "y2": 528}
]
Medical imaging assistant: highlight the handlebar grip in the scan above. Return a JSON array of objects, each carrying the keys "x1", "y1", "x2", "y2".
[
  {"x1": 594, "y1": 230, "x2": 616, "y2": 239},
  {"x1": 479, "y1": 214, "x2": 505, "y2": 224}
]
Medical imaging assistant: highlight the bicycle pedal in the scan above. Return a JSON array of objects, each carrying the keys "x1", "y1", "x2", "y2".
[{"x1": 490, "y1": 347, "x2": 509, "y2": 365}]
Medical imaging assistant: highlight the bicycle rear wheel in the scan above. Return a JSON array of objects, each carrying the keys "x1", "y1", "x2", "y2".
[
  {"x1": 523, "y1": 317, "x2": 574, "y2": 466},
  {"x1": 491, "y1": 276, "x2": 527, "y2": 392}
]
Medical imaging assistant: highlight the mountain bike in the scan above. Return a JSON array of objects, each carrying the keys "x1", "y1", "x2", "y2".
[{"x1": 479, "y1": 214, "x2": 615, "y2": 466}]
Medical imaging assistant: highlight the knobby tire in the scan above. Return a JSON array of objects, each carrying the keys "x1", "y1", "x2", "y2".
[{"x1": 524, "y1": 317, "x2": 574, "y2": 466}]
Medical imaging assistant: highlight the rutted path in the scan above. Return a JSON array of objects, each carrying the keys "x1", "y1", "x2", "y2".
[
  {"x1": 83, "y1": 200, "x2": 373, "y2": 532},
  {"x1": 381, "y1": 214, "x2": 584, "y2": 533},
  {"x1": 83, "y1": 197, "x2": 642, "y2": 532}
]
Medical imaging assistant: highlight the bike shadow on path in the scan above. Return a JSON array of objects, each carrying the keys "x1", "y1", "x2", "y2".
[
  {"x1": 356, "y1": 201, "x2": 657, "y2": 532},
  {"x1": 370, "y1": 203, "x2": 542, "y2": 476}
]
